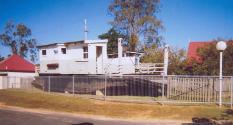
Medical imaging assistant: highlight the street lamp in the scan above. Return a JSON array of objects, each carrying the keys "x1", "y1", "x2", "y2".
[{"x1": 216, "y1": 41, "x2": 227, "y2": 107}]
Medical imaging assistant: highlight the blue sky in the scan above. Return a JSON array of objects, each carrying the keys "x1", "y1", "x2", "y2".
[{"x1": 0, "y1": 0, "x2": 233, "y2": 57}]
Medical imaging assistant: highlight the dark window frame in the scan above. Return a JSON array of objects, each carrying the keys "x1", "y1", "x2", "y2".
[
  {"x1": 83, "y1": 46, "x2": 88, "y2": 59},
  {"x1": 42, "y1": 50, "x2": 46, "y2": 55},
  {"x1": 61, "y1": 48, "x2": 66, "y2": 54}
]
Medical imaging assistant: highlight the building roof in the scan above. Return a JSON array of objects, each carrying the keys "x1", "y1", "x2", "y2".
[
  {"x1": 37, "y1": 39, "x2": 108, "y2": 48},
  {"x1": 37, "y1": 40, "x2": 85, "y2": 48},
  {"x1": 0, "y1": 54, "x2": 35, "y2": 72},
  {"x1": 187, "y1": 41, "x2": 213, "y2": 61}
]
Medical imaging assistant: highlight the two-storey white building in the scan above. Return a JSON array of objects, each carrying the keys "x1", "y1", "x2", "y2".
[{"x1": 38, "y1": 39, "x2": 136, "y2": 75}]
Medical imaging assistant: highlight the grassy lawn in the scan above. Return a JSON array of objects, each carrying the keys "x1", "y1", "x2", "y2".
[{"x1": 0, "y1": 89, "x2": 233, "y2": 121}]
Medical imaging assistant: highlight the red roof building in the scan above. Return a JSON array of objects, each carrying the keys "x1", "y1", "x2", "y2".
[
  {"x1": 187, "y1": 41, "x2": 213, "y2": 61},
  {"x1": 0, "y1": 54, "x2": 35, "y2": 73}
]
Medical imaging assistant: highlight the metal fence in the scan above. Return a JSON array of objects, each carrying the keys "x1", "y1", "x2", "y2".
[
  {"x1": 30, "y1": 75, "x2": 232, "y2": 105},
  {"x1": 1, "y1": 75, "x2": 233, "y2": 106}
]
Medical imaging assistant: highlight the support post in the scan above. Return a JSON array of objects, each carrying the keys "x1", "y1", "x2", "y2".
[
  {"x1": 118, "y1": 38, "x2": 123, "y2": 76},
  {"x1": 162, "y1": 74, "x2": 165, "y2": 100},
  {"x1": 163, "y1": 45, "x2": 169, "y2": 76},
  {"x1": 162, "y1": 45, "x2": 169, "y2": 101},
  {"x1": 216, "y1": 41, "x2": 227, "y2": 107},
  {"x1": 219, "y1": 51, "x2": 223, "y2": 107},
  {"x1": 104, "y1": 74, "x2": 107, "y2": 101},
  {"x1": 48, "y1": 76, "x2": 51, "y2": 93},
  {"x1": 231, "y1": 77, "x2": 233, "y2": 109},
  {"x1": 72, "y1": 75, "x2": 74, "y2": 96}
]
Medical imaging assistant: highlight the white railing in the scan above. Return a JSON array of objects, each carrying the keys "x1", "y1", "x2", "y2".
[{"x1": 136, "y1": 63, "x2": 164, "y2": 74}]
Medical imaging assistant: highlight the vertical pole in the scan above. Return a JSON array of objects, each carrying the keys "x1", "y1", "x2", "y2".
[
  {"x1": 48, "y1": 76, "x2": 51, "y2": 93},
  {"x1": 42, "y1": 77, "x2": 44, "y2": 92},
  {"x1": 84, "y1": 19, "x2": 88, "y2": 40},
  {"x1": 163, "y1": 45, "x2": 169, "y2": 76},
  {"x1": 219, "y1": 51, "x2": 223, "y2": 107},
  {"x1": 162, "y1": 45, "x2": 169, "y2": 101},
  {"x1": 162, "y1": 74, "x2": 165, "y2": 100},
  {"x1": 72, "y1": 75, "x2": 74, "y2": 96},
  {"x1": 231, "y1": 76, "x2": 233, "y2": 109},
  {"x1": 118, "y1": 38, "x2": 123, "y2": 76},
  {"x1": 104, "y1": 74, "x2": 107, "y2": 101}
]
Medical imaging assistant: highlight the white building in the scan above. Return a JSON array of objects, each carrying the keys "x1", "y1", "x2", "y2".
[
  {"x1": 38, "y1": 39, "x2": 136, "y2": 75},
  {"x1": 0, "y1": 54, "x2": 36, "y2": 77},
  {"x1": 0, "y1": 54, "x2": 35, "y2": 89}
]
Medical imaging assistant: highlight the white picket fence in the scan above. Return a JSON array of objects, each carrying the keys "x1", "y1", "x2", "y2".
[{"x1": 135, "y1": 63, "x2": 164, "y2": 74}]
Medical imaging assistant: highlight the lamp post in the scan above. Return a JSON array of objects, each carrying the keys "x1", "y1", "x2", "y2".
[{"x1": 216, "y1": 41, "x2": 227, "y2": 107}]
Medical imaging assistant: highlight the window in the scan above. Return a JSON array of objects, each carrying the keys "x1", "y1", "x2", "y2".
[
  {"x1": 47, "y1": 63, "x2": 59, "y2": 70},
  {"x1": 61, "y1": 48, "x2": 66, "y2": 54},
  {"x1": 42, "y1": 50, "x2": 46, "y2": 55},
  {"x1": 83, "y1": 46, "x2": 88, "y2": 59}
]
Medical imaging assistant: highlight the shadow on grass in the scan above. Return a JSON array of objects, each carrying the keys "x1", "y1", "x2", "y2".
[
  {"x1": 225, "y1": 109, "x2": 233, "y2": 115},
  {"x1": 71, "y1": 123, "x2": 93, "y2": 125},
  {"x1": 182, "y1": 117, "x2": 212, "y2": 125},
  {"x1": 182, "y1": 117, "x2": 233, "y2": 125}
]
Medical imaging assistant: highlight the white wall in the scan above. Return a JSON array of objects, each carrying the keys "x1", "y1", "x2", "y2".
[
  {"x1": 106, "y1": 57, "x2": 136, "y2": 74},
  {"x1": 39, "y1": 45, "x2": 60, "y2": 61},
  {"x1": 87, "y1": 43, "x2": 108, "y2": 74},
  {"x1": 39, "y1": 41, "x2": 108, "y2": 74},
  {"x1": 7, "y1": 72, "x2": 35, "y2": 77},
  {"x1": 39, "y1": 44, "x2": 85, "y2": 61},
  {"x1": 0, "y1": 76, "x2": 34, "y2": 89},
  {"x1": 38, "y1": 40, "x2": 136, "y2": 75},
  {"x1": 39, "y1": 43, "x2": 87, "y2": 74},
  {"x1": 59, "y1": 60, "x2": 89, "y2": 74},
  {"x1": 0, "y1": 77, "x2": 3, "y2": 89}
]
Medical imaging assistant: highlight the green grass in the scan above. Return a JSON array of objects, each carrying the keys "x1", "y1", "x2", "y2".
[{"x1": 0, "y1": 89, "x2": 233, "y2": 121}]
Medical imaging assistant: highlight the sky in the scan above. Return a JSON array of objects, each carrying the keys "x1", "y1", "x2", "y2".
[{"x1": 0, "y1": 0, "x2": 233, "y2": 57}]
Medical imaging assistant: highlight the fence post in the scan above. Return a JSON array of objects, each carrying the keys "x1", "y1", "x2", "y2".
[
  {"x1": 162, "y1": 74, "x2": 165, "y2": 100},
  {"x1": 48, "y1": 76, "x2": 50, "y2": 93},
  {"x1": 104, "y1": 74, "x2": 107, "y2": 101},
  {"x1": 43, "y1": 77, "x2": 44, "y2": 92},
  {"x1": 72, "y1": 75, "x2": 74, "y2": 96},
  {"x1": 6, "y1": 76, "x2": 8, "y2": 89}
]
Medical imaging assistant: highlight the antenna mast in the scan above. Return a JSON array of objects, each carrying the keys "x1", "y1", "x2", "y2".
[{"x1": 84, "y1": 19, "x2": 88, "y2": 40}]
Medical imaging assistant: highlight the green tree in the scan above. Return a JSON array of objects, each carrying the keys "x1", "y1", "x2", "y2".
[
  {"x1": 168, "y1": 47, "x2": 187, "y2": 75},
  {"x1": 108, "y1": 0, "x2": 163, "y2": 52},
  {"x1": 140, "y1": 44, "x2": 163, "y2": 63},
  {"x1": 186, "y1": 40, "x2": 233, "y2": 75},
  {"x1": 98, "y1": 28, "x2": 125, "y2": 54},
  {"x1": 0, "y1": 55, "x2": 4, "y2": 62},
  {"x1": 0, "y1": 21, "x2": 37, "y2": 62}
]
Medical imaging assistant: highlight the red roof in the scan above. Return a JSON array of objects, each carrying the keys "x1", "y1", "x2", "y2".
[
  {"x1": 187, "y1": 41, "x2": 212, "y2": 61},
  {"x1": 0, "y1": 54, "x2": 35, "y2": 72}
]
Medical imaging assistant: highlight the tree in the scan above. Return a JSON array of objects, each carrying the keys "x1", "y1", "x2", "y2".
[
  {"x1": 186, "y1": 40, "x2": 233, "y2": 75},
  {"x1": 140, "y1": 44, "x2": 163, "y2": 63},
  {"x1": 0, "y1": 21, "x2": 37, "y2": 62},
  {"x1": 98, "y1": 28, "x2": 125, "y2": 54},
  {"x1": 108, "y1": 0, "x2": 163, "y2": 52},
  {"x1": 0, "y1": 55, "x2": 4, "y2": 62},
  {"x1": 168, "y1": 47, "x2": 187, "y2": 75}
]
